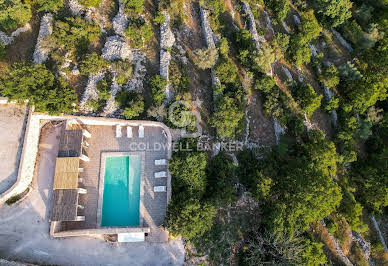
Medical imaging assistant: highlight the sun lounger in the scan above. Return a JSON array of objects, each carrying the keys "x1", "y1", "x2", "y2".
[
  {"x1": 154, "y1": 186, "x2": 166, "y2": 192},
  {"x1": 154, "y1": 171, "x2": 167, "y2": 178},
  {"x1": 79, "y1": 154, "x2": 90, "y2": 162},
  {"x1": 75, "y1": 216, "x2": 85, "y2": 221},
  {"x1": 127, "y1": 126, "x2": 133, "y2": 138},
  {"x1": 139, "y1": 125, "x2": 144, "y2": 138},
  {"x1": 82, "y1": 129, "x2": 91, "y2": 138},
  {"x1": 155, "y1": 159, "x2": 167, "y2": 166},
  {"x1": 116, "y1": 125, "x2": 122, "y2": 138},
  {"x1": 78, "y1": 168, "x2": 84, "y2": 173},
  {"x1": 77, "y1": 188, "x2": 87, "y2": 194}
]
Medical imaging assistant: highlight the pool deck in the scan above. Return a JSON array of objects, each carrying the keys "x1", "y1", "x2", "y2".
[{"x1": 62, "y1": 124, "x2": 170, "y2": 241}]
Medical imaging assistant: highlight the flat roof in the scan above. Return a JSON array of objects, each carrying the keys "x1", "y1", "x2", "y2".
[
  {"x1": 51, "y1": 189, "x2": 79, "y2": 221},
  {"x1": 58, "y1": 130, "x2": 83, "y2": 157},
  {"x1": 53, "y1": 157, "x2": 79, "y2": 190}
]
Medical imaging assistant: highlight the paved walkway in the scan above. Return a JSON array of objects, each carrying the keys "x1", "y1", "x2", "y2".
[{"x1": 0, "y1": 124, "x2": 184, "y2": 266}]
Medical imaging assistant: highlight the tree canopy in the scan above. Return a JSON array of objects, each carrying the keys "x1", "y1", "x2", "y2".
[{"x1": 0, "y1": 0, "x2": 31, "y2": 31}]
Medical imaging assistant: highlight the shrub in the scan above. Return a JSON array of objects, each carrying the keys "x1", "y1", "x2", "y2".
[
  {"x1": 5, "y1": 194, "x2": 21, "y2": 205},
  {"x1": 292, "y1": 82, "x2": 322, "y2": 117},
  {"x1": 214, "y1": 57, "x2": 238, "y2": 84},
  {"x1": 79, "y1": 0, "x2": 101, "y2": 7},
  {"x1": 153, "y1": 11, "x2": 165, "y2": 25},
  {"x1": 0, "y1": 43, "x2": 6, "y2": 59},
  {"x1": 314, "y1": 0, "x2": 352, "y2": 27},
  {"x1": 217, "y1": 37, "x2": 229, "y2": 57},
  {"x1": 324, "y1": 97, "x2": 339, "y2": 112},
  {"x1": 274, "y1": 32, "x2": 290, "y2": 54},
  {"x1": 319, "y1": 65, "x2": 339, "y2": 88},
  {"x1": 123, "y1": 0, "x2": 144, "y2": 18},
  {"x1": 252, "y1": 44, "x2": 275, "y2": 74},
  {"x1": 211, "y1": 96, "x2": 244, "y2": 139},
  {"x1": 0, "y1": 62, "x2": 77, "y2": 114},
  {"x1": 149, "y1": 75, "x2": 167, "y2": 106},
  {"x1": 115, "y1": 90, "x2": 144, "y2": 119},
  {"x1": 169, "y1": 61, "x2": 189, "y2": 94},
  {"x1": 111, "y1": 60, "x2": 133, "y2": 85},
  {"x1": 192, "y1": 47, "x2": 219, "y2": 70},
  {"x1": 124, "y1": 19, "x2": 153, "y2": 49},
  {"x1": 166, "y1": 198, "x2": 216, "y2": 239},
  {"x1": 79, "y1": 53, "x2": 107, "y2": 76},
  {"x1": 34, "y1": 0, "x2": 64, "y2": 12},
  {"x1": 0, "y1": 0, "x2": 31, "y2": 31},
  {"x1": 264, "y1": 0, "x2": 290, "y2": 22}
]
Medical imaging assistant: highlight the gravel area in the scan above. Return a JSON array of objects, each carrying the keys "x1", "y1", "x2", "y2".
[{"x1": 0, "y1": 105, "x2": 28, "y2": 194}]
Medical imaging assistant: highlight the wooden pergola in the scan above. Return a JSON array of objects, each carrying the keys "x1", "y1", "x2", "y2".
[{"x1": 53, "y1": 157, "x2": 80, "y2": 190}]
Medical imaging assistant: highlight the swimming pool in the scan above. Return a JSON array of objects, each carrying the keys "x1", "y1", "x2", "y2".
[{"x1": 101, "y1": 155, "x2": 141, "y2": 227}]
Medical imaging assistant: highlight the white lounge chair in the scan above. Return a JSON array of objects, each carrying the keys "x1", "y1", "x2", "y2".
[
  {"x1": 139, "y1": 125, "x2": 144, "y2": 138},
  {"x1": 116, "y1": 125, "x2": 122, "y2": 138},
  {"x1": 77, "y1": 188, "x2": 87, "y2": 194},
  {"x1": 127, "y1": 126, "x2": 133, "y2": 138},
  {"x1": 155, "y1": 159, "x2": 167, "y2": 166},
  {"x1": 79, "y1": 154, "x2": 90, "y2": 162},
  {"x1": 154, "y1": 171, "x2": 167, "y2": 178},
  {"x1": 154, "y1": 186, "x2": 166, "y2": 192},
  {"x1": 75, "y1": 216, "x2": 85, "y2": 221},
  {"x1": 82, "y1": 129, "x2": 91, "y2": 138}
]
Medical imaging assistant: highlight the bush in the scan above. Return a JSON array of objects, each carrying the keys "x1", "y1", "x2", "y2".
[
  {"x1": 115, "y1": 90, "x2": 144, "y2": 119},
  {"x1": 206, "y1": 152, "x2": 237, "y2": 204},
  {"x1": 124, "y1": 19, "x2": 153, "y2": 49},
  {"x1": 123, "y1": 0, "x2": 144, "y2": 18},
  {"x1": 169, "y1": 150, "x2": 208, "y2": 197},
  {"x1": 319, "y1": 65, "x2": 339, "y2": 88},
  {"x1": 153, "y1": 11, "x2": 165, "y2": 25},
  {"x1": 252, "y1": 44, "x2": 275, "y2": 74},
  {"x1": 214, "y1": 57, "x2": 238, "y2": 84},
  {"x1": 34, "y1": 0, "x2": 64, "y2": 12},
  {"x1": 49, "y1": 16, "x2": 101, "y2": 59},
  {"x1": 192, "y1": 47, "x2": 219, "y2": 70},
  {"x1": 111, "y1": 60, "x2": 133, "y2": 85},
  {"x1": 314, "y1": 0, "x2": 352, "y2": 27},
  {"x1": 211, "y1": 96, "x2": 244, "y2": 139},
  {"x1": 79, "y1": 53, "x2": 107, "y2": 76},
  {"x1": 87, "y1": 77, "x2": 112, "y2": 112},
  {"x1": 274, "y1": 32, "x2": 290, "y2": 54},
  {"x1": 149, "y1": 75, "x2": 167, "y2": 106},
  {"x1": 169, "y1": 60, "x2": 189, "y2": 94},
  {"x1": 292, "y1": 82, "x2": 322, "y2": 117},
  {"x1": 264, "y1": 0, "x2": 290, "y2": 22},
  {"x1": 0, "y1": 0, "x2": 31, "y2": 31},
  {"x1": 79, "y1": 0, "x2": 101, "y2": 7},
  {"x1": 0, "y1": 62, "x2": 77, "y2": 114},
  {"x1": 217, "y1": 37, "x2": 229, "y2": 57},
  {"x1": 166, "y1": 198, "x2": 216, "y2": 239},
  {"x1": 324, "y1": 97, "x2": 339, "y2": 112}
]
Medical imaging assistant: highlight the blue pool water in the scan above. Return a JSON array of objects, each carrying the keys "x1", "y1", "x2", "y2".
[{"x1": 101, "y1": 155, "x2": 141, "y2": 227}]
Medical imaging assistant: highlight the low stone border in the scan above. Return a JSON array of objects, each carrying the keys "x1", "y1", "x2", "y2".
[{"x1": 97, "y1": 152, "x2": 146, "y2": 228}]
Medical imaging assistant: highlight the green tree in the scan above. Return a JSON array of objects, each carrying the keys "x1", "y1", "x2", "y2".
[
  {"x1": 169, "y1": 150, "x2": 208, "y2": 197},
  {"x1": 149, "y1": 75, "x2": 167, "y2": 106},
  {"x1": 264, "y1": 0, "x2": 290, "y2": 22},
  {"x1": 0, "y1": 0, "x2": 31, "y2": 31},
  {"x1": 79, "y1": 0, "x2": 101, "y2": 7},
  {"x1": 0, "y1": 62, "x2": 76, "y2": 114},
  {"x1": 34, "y1": 0, "x2": 64, "y2": 12},
  {"x1": 166, "y1": 198, "x2": 216, "y2": 239},
  {"x1": 115, "y1": 90, "x2": 144, "y2": 119},
  {"x1": 292, "y1": 82, "x2": 322, "y2": 117},
  {"x1": 79, "y1": 53, "x2": 107, "y2": 76},
  {"x1": 206, "y1": 152, "x2": 236, "y2": 203},
  {"x1": 314, "y1": 0, "x2": 353, "y2": 27},
  {"x1": 192, "y1": 47, "x2": 219, "y2": 70},
  {"x1": 253, "y1": 44, "x2": 275, "y2": 74},
  {"x1": 319, "y1": 65, "x2": 339, "y2": 88},
  {"x1": 124, "y1": 20, "x2": 153, "y2": 48},
  {"x1": 211, "y1": 96, "x2": 244, "y2": 139},
  {"x1": 123, "y1": 0, "x2": 144, "y2": 18}
]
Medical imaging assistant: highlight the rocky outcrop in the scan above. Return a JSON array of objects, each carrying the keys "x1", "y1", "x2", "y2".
[
  {"x1": 370, "y1": 214, "x2": 388, "y2": 253},
  {"x1": 242, "y1": 2, "x2": 264, "y2": 49},
  {"x1": 331, "y1": 28, "x2": 353, "y2": 53},
  {"x1": 282, "y1": 20, "x2": 291, "y2": 34},
  {"x1": 199, "y1": 5, "x2": 216, "y2": 49},
  {"x1": 282, "y1": 66, "x2": 293, "y2": 82},
  {"x1": 127, "y1": 50, "x2": 147, "y2": 92},
  {"x1": 102, "y1": 36, "x2": 133, "y2": 61},
  {"x1": 309, "y1": 43, "x2": 318, "y2": 58},
  {"x1": 263, "y1": 10, "x2": 274, "y2": 35},
  {"x1": 160, "y1": 11, "x2": 175, "y2": 102},
  {"x1": 0, "y1": 24, "x2": 31, "y2": 46},
  {"x1": 273, "y1": 120, "x2": 285, "y2": 144},
  {"x1": 293, "y1": 14, "x2": 301, "y2": 26},
  {"x1": 33, "y1": 14, "x2": 53, "y2": 65},
  {"x1": 68, "y1": 0, "x2": 109, "y2": 32},
  {"x1": 102, "y1": 79, "x2": 121, "y2": 117},
  {"x1": 323, "y1": 85, "x2": 338, "y2": 128},
  {"x1": 352, "y1": 231, "x2": 374, "y2": 266},
  {"x1": 112, "y1": 0, "x2": 128, "y2": 36},
  {"x1": 321, "y1": 221, "x2": 354, "y2": 266},
  {"x1": 79, "y1": 72, "x2": 106, "y2": 112}
]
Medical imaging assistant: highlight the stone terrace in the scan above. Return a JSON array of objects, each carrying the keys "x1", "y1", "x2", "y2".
[{"x1": 63, "y1": 124, "x2": 169, "y2": 234}]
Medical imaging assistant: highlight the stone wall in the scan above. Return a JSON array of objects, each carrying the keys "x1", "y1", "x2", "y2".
[
  {"x1": 33, "y1": 14, "x2": 53, "y2": 65},
  {"x1": 160, "y1": 11, "x2": 175, "y2": 102}
]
